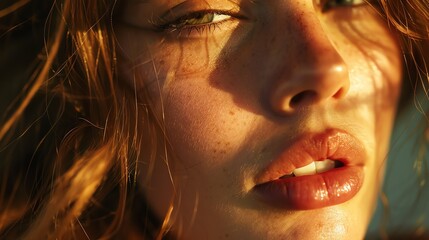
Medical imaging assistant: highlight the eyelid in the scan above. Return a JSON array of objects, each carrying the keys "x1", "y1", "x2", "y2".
[
  {"x1": 152, "y1": 7, "x2": 249, "y2": 37},
  {"x1": 322, "y1": 0, "x2": 367, "y2": 12},
  {"x1": 159, "y1": 0, "x2": 241, "y2": 21},
  {"x1": 157, "y1": 10, "x2": 238, "y2": 29}
]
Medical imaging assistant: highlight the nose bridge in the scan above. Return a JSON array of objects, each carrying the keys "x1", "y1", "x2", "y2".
[
  {"x1": 269, "y1": 6, "x2": 350, "y2": 115},
  {"x1": 292, "y1": 10, "x2": 343, "y2": 71}
]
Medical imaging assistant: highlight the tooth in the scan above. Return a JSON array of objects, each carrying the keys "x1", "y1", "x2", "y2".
[
  {"x1": 315, "y1": 159, "x2": 335, "y2": 173},
  {"x1": 293, "y1": 162, "x2": 316, "y2": 176}
]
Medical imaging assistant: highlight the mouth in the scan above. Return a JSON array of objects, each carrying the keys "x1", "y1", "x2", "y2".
[{"x1": 253, "y1": 129, "x2": 365, "y2": 210}]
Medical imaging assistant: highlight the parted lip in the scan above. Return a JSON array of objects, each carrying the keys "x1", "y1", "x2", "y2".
[{"x1": 254, "y1": 129, "x2": 366, "y2": 185}]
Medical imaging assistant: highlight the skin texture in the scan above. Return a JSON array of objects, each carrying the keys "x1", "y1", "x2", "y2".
[{"x1": 116, "y1": 0, "x2": 402, "y2": 239}]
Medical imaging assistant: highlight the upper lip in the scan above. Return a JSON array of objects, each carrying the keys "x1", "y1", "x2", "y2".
[{"x1": 254, "y1": 129, "x2": 366, "y2": 184}]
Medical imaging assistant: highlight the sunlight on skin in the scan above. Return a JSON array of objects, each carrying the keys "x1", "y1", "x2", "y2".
[{"x1": 116, "y1": 0, "x2": 401, "y2": 239}]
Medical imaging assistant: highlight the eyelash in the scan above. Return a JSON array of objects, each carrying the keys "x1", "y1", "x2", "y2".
[
  {"x1": 157, "y1": 0, "x2": 370, "y2": 36},
  {"x1": 156, "y1": 10, "x2": 237, "y2": 37}
]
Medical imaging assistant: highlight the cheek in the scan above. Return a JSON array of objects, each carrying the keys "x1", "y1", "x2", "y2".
[
  {"x1": 321, "y1": 8, "x2": 402, "y2": 108},
  {"x1": 162, "y1": 81, "x2": 254, "y2": 168},
  {"x1": 115, "y1": 25, "x2": 241, "y2": 88},
  {"x1": 331, "y1": 19, "x2": 402, "y2": 129}
]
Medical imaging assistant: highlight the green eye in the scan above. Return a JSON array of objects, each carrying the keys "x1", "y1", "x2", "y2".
[
  {"x1": 322, "y1": 0, "x2": 366, "y2": 12},
  {"x1": 168, "y1": 12, "x2": 231, "y2": 29}
]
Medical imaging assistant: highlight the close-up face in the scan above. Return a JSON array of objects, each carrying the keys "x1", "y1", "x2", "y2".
[{"x1": 116, "y1": 0, "x2": 402, "y2": 239}]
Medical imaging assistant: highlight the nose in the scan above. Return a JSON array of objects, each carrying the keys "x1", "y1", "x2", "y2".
[{"x1": 269, "y1": 11, "x2": 350, "y2": 115}]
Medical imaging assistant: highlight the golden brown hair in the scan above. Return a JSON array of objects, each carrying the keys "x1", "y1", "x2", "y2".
[
  {"x1": 0, "y1": 0, "x2": 429, "y2": 239},
  {"x1": 0, "y1": 0, "x2": 165, "y2": 238}
]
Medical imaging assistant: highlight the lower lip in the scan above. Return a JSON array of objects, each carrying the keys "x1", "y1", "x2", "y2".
[{"x1": 253, "y1": 166, "x2": 364, "y2": 210}]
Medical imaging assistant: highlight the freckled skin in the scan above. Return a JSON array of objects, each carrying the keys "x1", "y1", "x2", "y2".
[{"x1": 117, "y1": 1, "x2": 402, "y2": 239}]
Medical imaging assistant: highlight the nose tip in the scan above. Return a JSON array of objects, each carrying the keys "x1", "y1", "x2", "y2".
[{"x1": 270, "y1": 63, "x2": 350, "y2": 114}]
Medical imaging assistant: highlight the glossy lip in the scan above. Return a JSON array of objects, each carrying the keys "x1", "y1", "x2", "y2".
[{"x1": 253, "y1": 129, "x2": 366, "y2": 210}]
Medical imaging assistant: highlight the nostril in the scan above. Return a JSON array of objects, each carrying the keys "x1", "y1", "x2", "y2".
[
  {"x1": 332, "y1": 88, "x2": 346, "y2": 99},
  {"x1": 290, "y1": 90, "x2": 318, "y2": 108}
]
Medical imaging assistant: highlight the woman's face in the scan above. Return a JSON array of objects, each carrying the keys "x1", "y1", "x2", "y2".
[{"x1": 117, "y1": 0, "x2": 402, "y2": 239}]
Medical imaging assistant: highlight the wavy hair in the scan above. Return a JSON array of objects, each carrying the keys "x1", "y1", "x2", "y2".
[{"x1": 0, "y1": 0, "x2": 428, "y2": 239}]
